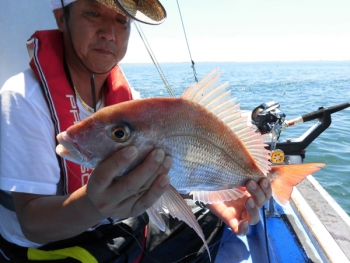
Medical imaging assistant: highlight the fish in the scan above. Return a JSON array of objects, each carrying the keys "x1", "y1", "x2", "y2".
[{"x1": 56, "y1": 69, "x2": 325, "y2": 260}]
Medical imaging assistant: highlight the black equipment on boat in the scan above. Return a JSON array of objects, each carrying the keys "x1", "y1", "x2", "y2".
[
  {"x1": 252, "y1": 101, "x2": 350, "y2": 158},
  {"x1": 251, "y1": 101, "x2": 286, "y2": 134}
]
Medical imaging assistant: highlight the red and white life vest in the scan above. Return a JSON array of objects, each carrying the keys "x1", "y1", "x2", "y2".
[{"x1": 27, "y1": 30, "x2": 133, "y2": 194}]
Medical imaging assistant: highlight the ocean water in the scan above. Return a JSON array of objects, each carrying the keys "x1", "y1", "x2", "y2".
[{"x1": 120, "y1": 61, "x2": 350, "y2": 216}]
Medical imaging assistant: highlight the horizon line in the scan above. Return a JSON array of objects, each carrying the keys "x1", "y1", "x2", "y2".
[{"x1": 120, "y1": 60, "x2": 350, "y2": 65}]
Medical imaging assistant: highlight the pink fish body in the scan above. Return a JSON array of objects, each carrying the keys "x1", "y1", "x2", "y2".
[{"x1": 56, "y1": 69, "x2": 325, "y2": 259}]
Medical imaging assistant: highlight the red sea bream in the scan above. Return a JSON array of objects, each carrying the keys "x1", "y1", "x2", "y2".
[{"x1": 56, "y1": 69, "x2": 325, "y2": 259}]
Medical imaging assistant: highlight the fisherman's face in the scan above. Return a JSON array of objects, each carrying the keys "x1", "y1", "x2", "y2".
[{"x1": 61, "y1": 0, "x2": 131, "y2": 73}]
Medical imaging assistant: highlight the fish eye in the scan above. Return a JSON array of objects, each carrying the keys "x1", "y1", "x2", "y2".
[{"x1": 111, "y1": 125, "x2": 130, "y2": 142}]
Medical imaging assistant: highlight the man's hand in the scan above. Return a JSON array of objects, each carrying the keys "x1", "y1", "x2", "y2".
[
  {"x1": 13, "y1": 146, "x2": 171, "y2": 244},
  {"x1": 207, "y1": 179, "x2": 272, "y2": 235},
  {"x1": 86, "y1": 146, "x2": 172, "y2": 219}
]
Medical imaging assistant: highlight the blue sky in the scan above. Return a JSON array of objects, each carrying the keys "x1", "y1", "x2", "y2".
[{"x1": 123, "y1": 0, "x2": 350, "y2": 63}]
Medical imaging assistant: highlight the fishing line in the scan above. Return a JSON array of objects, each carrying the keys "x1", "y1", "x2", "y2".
[
  {"x1": 65, "y1": 164, "x2": 87, "y2": 182},
  {"x1": 135, "y1": 1, "x2": 200, "y2": 95},
  {"x1": 134, "y1": 22, "x2": 176, "y2": 97},
  {"x1": 116, "y1": 216, "x2": 235, "y2": 263},
  {"x1": 262, "y1": 206, "x2": 272, "y2": 263},
  {"x1": 176, "y1": 0, "x2": 198, "y2": 83}
]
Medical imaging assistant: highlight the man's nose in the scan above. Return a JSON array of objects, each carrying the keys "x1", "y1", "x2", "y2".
[{"x1": 98, "y1": 19, "x2": 116, "y2": 41}]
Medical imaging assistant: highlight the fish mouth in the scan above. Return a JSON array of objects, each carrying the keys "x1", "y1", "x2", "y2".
[{"x1": 56, "y1": 132, "x2": 93, "y2": 167}]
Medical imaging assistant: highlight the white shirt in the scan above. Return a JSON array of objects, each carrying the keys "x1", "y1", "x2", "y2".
[{"x1": 0, "y1": 68, "x2": 140, "y2": 247}]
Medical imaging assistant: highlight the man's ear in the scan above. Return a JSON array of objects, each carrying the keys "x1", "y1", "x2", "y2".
[{"x1": 53, "y1": 8, "x2": 65, "y2": 32}]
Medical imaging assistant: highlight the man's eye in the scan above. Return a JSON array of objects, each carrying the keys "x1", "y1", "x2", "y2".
[
  {"x1": 116, "y1": 18, "x2": 127, "y2": 24},
  {"x1": 86, "y1": 11, "x2": 100, "y2": 17}
]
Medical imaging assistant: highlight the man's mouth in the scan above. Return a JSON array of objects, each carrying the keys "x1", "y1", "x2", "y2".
[{"x1": 94, "y1": 48, "x2": 114, "y2": 56}]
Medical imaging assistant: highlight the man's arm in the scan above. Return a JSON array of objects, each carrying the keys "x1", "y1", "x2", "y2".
[{"x1": 13, "y1": 147, "x2": 171, "y2": 244}]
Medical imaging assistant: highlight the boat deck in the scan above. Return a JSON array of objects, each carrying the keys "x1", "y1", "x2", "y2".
[
  {"x1": 293, "y1": 176, "x2": 350, "y2": 262},
  {"x1": 215, "y1": 175, "x2": 350, "y2": 263}
]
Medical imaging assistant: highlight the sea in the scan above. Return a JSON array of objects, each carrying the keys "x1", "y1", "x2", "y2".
[{"x1": 120, "y1": 61, "x2": 350, "y2": 216}]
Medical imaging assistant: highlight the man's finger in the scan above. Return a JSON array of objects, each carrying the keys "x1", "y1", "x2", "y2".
[
  {"x1": 115, "y1": 173, "x2": 170, "y2": 217},
  {"x1": 236, "y1": 221, "x2": 249, "y2": 236},
  {"x1": 259, "y1": 178, "x2": 272, "y2": 201},
  {"x1": 247, "y1": 180, "x2": 267, "y2": 208},
  {"x1": 114, "y1": 149, "x2": 168, "y2": 197},
  {"x1": 244, "y1": 197, "x2": 261, "y2": 225},
  {"x1": 88, "y1": 146, "x2": 138, "y2": 192}
]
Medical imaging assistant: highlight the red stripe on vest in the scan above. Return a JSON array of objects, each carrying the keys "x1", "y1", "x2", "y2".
[{"x1": 28, "y1": 30, "x2": 133, "y2": 194}]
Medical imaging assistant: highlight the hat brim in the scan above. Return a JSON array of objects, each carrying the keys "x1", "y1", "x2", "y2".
[{"x1": 96, "y1": 0, "x2": 166, "y2": 25}]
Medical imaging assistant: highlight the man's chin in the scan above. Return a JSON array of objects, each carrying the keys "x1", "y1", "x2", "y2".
[{"x1": 88, "y1": 64, "x2": 116, "y2": 74}]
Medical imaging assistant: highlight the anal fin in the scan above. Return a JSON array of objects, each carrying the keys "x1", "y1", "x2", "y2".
[{"x1": 191, "y1": 188, "x2": 247, "y2": 204}]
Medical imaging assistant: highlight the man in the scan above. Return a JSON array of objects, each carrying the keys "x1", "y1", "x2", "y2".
[{"x1": 0, "y1": 0, "x2": 272, "y2": 262}]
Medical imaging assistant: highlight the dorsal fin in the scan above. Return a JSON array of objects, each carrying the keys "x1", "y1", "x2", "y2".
[
  {"x1": 182, "y1": 69, "x2": 270, "y2": 175},
  {"x1": 181, "y1": 68, "x2": 220, "y2": 101}
]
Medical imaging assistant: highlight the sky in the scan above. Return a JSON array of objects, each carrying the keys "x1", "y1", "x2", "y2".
[{"x1": 122, "y1": 0, "x2": 350, "y2": 63}]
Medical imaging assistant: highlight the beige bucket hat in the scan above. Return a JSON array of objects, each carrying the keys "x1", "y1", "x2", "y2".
[
  {"x1": 52, "y1": 0, "x2": 166, "y2": 24},
  {"x1": 97, "y1": 0, "x2": 166, "y2": 24}
]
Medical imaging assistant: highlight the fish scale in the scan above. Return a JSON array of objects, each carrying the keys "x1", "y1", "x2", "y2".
[{"x1": 164, "y1": 136, "x2": 256, "y2": 192}]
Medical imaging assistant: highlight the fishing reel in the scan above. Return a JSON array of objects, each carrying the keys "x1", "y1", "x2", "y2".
[
  {"x1": 251, "y1": 101, "x2": 286, "y2": 164},
  {"x1": 251, "y1": 101, "x2": 286, "y2": 135}
]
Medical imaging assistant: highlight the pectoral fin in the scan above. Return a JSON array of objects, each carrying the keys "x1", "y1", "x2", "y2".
[{"x1": 146, "y1": 201, "x2": 167, "y2": 231}]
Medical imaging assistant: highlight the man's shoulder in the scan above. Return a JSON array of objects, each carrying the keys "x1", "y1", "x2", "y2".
[
  {"x1": 0, "y1": 68, "x2": 49, "y2": 113},
  {"x1": 1, "y1": 68, "x2": 40, "y2": 95}
]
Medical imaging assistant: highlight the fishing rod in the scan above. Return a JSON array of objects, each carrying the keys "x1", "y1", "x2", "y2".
[{"x1": 285, "y1": 102, "x2": 350, "y2": 127}]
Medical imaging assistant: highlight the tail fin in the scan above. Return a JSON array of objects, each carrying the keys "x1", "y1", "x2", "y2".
[{"x1": 269, "y1": 163, "x2": 326, "y2": 206}]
